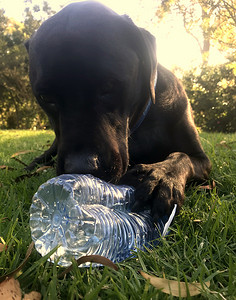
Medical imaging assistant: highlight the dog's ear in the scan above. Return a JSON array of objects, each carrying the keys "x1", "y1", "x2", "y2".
[
  {"x1": 122, "y1": 16, "x2": 157, "y2": 104},
  {"x1": 139, "y1": 28, "x2": 157, "y2": 104}
]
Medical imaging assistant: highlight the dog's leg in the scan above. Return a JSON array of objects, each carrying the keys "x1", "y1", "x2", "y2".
[{"x1": 25, "y1": 138, "x2": 58, "y2": 171}]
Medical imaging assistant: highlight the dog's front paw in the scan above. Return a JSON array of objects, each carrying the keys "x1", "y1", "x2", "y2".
[{"x1": 121, "y1": 163, "x2": 185, "y2": 222}]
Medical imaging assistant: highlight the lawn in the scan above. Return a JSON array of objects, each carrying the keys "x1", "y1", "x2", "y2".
[{"x1": 0, "y1": 130, "x2": 235, "y2": 299}]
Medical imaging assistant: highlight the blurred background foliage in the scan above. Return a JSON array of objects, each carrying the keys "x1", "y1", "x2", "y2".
[{"x1": 0, "y1": 0, "x2": 235, "y2": 132}]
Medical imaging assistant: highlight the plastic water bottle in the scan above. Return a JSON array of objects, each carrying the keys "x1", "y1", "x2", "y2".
[{"x1": 30, "y1": 174, "x2": 176, "y2": 267}]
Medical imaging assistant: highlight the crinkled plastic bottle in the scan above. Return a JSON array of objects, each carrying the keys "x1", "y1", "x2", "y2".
[{"x1": 30, "y1": 174, "x2": 176, "y2": 267}]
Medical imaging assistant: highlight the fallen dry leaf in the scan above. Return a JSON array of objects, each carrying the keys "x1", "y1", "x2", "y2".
[
  {"x1": 0, "y1": 242, "x2": 34, "y2": 283},
  {"x1": 0, "y1": 243, "x2": 41, "y2": 299},
  {"x1": 35, "y1": 166, "x2": 53, "y2": 173},
  {"x1": 0, "y1": 243, "x2": 7, "y2": 252},
  {"x1": 0, "y1": 277, "x2": 21, "y2": 300},
  {"x1": 215, "y1": 140, "x2": 234, "y2": 149},
  {"x1": 198, "y1": 180, "x2": 216, "y2": 190},
  {"x1": 140, "y1": 271, "x2": 210, "y2": 297},
  {"x1": 23, "y1": 291, "x2": 41, "y2": 300},
  {"x1": 11, "y1": 150, "x2": 35, "y2": 158},
  {"x1": 0, "y1": 278, "x2": 41, "y2": 300},
  {"x1": 0, "y1": 217, "x2": 10, "y2": 223},
  {"x1": 58, "y1": 254, "x2": 118, "y2": 278},
  {"x1": 0, "y1": 165, "x2": 15, "y2": 170}
]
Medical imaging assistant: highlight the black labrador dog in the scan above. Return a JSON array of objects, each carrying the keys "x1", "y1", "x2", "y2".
[{"x1": 25, "y1": 1, "x2": 211, "y2": 221}]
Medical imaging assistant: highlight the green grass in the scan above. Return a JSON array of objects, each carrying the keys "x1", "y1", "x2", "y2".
[{"x1": 0, "y1": 129, "x2": 235, "y2": 299}]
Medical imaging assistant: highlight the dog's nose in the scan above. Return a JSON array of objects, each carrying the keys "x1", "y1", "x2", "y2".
[{"x1": 64, "y1": 153, "x2": 99, "y2": 174}]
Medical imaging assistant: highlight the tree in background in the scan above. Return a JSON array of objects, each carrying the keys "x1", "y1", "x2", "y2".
[
  {"x1": 0, "y1": 1, "x2": 54, "y2": 129},
  {"x1": 183, "y1": 58, "x2": 236, "y2": 132},
  {"x1": 157, "y1": 0, "x2": 236, "y2": 65},
  {"x1": 0, "y1": 10, "x2": 29, "y2": 128},
  {"x1": 156, "y1": 0, "x2": 236, "y2": 132}
]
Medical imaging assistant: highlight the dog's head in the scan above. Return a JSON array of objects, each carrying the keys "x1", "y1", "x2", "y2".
[{"x1": 26, "y1": 1, "x2": 157, "y2": 182}]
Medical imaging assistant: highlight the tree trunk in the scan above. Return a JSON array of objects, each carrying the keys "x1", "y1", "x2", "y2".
[{"x1": 201, "y1": 7, "x2": 211, "y2": 65}]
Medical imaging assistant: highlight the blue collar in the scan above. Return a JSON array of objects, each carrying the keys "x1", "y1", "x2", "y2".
[
  {"x1": 130, "y1": 73, "x2": 157, "y2": 135},
  {"x1": 130, "y1": 98, "x2": 152, "y2": 135}
]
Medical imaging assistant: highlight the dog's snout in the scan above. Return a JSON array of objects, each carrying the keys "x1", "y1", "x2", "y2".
[{"x1": 64, "y1": 153, "x2": 99, "y2": 174}]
